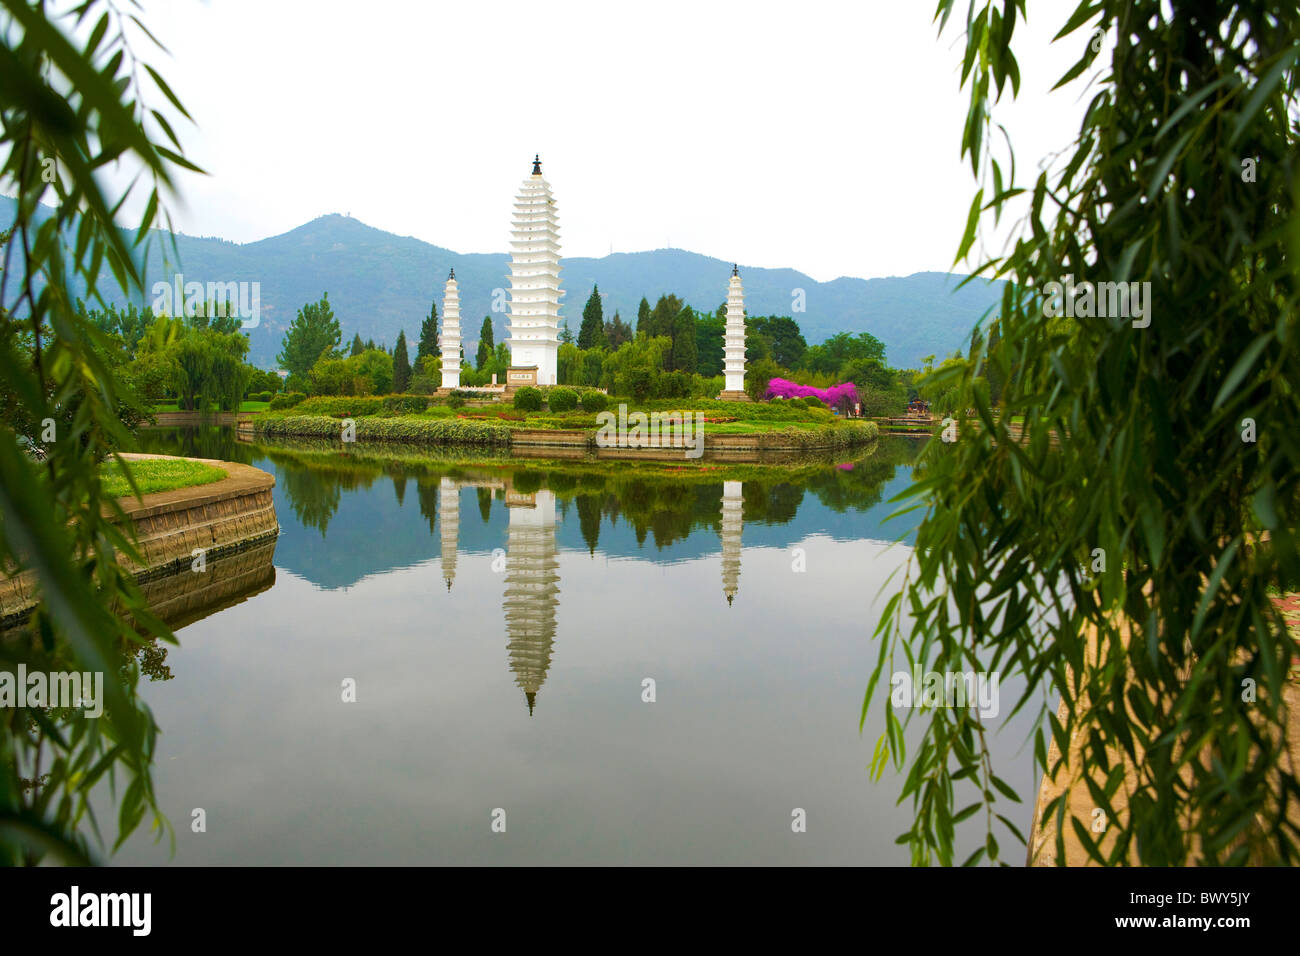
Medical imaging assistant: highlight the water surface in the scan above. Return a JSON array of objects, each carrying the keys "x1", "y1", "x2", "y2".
[{"x1": 107, "y1": 429, "x2": 1039, "y2": 865}]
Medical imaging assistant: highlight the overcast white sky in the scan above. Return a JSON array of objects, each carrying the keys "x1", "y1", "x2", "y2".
[{"x1": 98, "y1": 0, "x2": 1095, "y2": 282}]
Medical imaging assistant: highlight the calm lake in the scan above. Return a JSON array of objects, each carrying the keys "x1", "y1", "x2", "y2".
[{"x1": 106, "y1": 428, "x2": 1041, "y2": 865}]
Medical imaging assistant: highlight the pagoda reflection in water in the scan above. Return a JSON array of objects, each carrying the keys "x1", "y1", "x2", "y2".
[
  {"x1": 435, "y1": 475, "x2": 747, "y2": 712},
  {"x1": 502, "y1": 487, "x2": 560, "y2": 715}
]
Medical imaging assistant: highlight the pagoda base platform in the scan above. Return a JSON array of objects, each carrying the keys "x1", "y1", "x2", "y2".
[{"x1": 716, "y1": 390, "x2": 752, "y2": 402}]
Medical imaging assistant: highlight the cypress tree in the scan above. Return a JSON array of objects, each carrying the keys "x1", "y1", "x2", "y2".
[
  {"x1": 578, "y1": 284, "x2": 606, "y2": 349},
  {"x1": 393, "y1": 330, "x2": 412, "y2": 393},
  {"x1": 417, "y1": 300, "x2": 439, "y2": 363},
  {"x1": 636, "y1": 297, "x2": 651, "y2": 336},
  {"x1": 476, "y1": 316, "x2": 494, "y2": 370},
  {"x1": 349, "y1": 332, "x2": 364, "y2": 357}
]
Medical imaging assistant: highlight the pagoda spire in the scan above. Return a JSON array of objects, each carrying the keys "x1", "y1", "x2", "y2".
[{"x1": 532, "y1": 154, "x2": 542, "y2": 175}]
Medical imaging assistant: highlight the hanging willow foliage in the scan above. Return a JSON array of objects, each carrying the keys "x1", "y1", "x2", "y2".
[
  {"x1": 0, "y1": 0, "x2": 201, "y2": 863},
  {"x1": 867, "y1": 0, "x2": 1300, "y2": 865}
]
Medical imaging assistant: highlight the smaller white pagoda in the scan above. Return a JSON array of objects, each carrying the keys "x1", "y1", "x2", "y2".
[
  {"x1": 718, "y1": 264, "x2": 750, "y2": 401},
  {"x1": 439, "y1": 269, "x2": 461, "y2": 391}
]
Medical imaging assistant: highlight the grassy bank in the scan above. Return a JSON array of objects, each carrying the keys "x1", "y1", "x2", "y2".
[{"x1": 102, "y1": 457, "x2": 228, "y2": 498}]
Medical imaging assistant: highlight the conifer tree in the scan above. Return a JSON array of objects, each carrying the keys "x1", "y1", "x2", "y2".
[
  {"x1": 393, "y1": 330, "x2": 412, "y2": 393},
  {"x1": 578, "y1": 284, "x2": 606, "y2": 349},
  {"x1": 636, "y1": 297, "x2": 652, "y2": 336},
  {"x1": 417, "y1": 300, "x2": 439, "y2": 363},
  {"x1": 476, "y1": 316, "x2": 494, "y2": 369}
]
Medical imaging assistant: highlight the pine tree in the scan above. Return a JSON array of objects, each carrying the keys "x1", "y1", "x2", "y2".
[
  {"x1": 636, "y1": 297, "x2": 652, "y2": 337},
  {"x1": 349, "y1": 333, "x2": 364, "y2": 357},
  {"x1": 276, "y1": 293, "x2": 341, "y2": 377},
  {"x1": 393, "y1": 330, "x2": 412, "y2": 393},
  {"x1": 476, "y1": 316, "x2": 494, "y2": 370},
  {"x1": 578, "y1": 284, "x2": 606, "y2": 349},
  {"x1": 417, "y1": 300, "x2": 439, "y2": 363}
]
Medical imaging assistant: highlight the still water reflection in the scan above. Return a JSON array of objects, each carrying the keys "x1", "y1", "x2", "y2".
[{"x1": 106, "y1": 428, "x2": 1037, "y2": 865}]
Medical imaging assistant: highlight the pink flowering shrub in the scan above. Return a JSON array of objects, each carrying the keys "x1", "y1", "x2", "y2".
[{"x1": 764, "y1": 377, "x2": 860, "y2": 407}]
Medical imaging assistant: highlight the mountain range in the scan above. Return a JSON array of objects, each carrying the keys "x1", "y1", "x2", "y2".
[{"x1": 2, "y1": 202, "x2": 1002, "y2": 369}]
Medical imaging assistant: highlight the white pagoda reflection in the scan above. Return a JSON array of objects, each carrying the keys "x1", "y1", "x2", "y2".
[
  {"x1": 721, "y1": 480, "x2": 743, "y2": 606},
  {"x1": 503, "y1": 487, "x2": 560, "y2": 715}
]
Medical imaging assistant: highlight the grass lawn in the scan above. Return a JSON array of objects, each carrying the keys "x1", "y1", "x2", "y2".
[{"x1": 102, "y1": 457, "x2": 228, "y2": 498}]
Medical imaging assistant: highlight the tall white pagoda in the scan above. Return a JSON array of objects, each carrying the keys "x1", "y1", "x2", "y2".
[
  {"x1": 439, "y1": 269, "x2": 462, "y2": 391},
  {"x1": 718, "y1": 264, "x2": 750, "y2": 401},
  {"x1": 721, "y1": 480, "x2": 744, "y2": 605},
  {"x1": 506, "y1": 155, "x2": 563, "y2": 387}
]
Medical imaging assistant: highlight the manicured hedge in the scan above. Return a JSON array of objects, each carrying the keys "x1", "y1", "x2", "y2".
[
  {"x1": 513, "y1": 386, "x2": 543, "y2": 411},
  {"x1": 580, "y1": 391, "x2": 608, "y2": 413},
  {"x1": 548, "y1": 388, "x2": 578, "y2": 412},
  {"x1": 269, "y1": 391, "x2": 306, "y2": 411},
  {"x1": 255, "y1": 415, "x2": 512, "y2": 446},
  {"x1": 292, "y1": 396, "x2": 386, "y2": 417},
  {"x1": 383, "y1": 395, "x2": 431, "y2": 414},
  {"x1": 631, "y1": 397, "x2": 833, "y2": 423}
]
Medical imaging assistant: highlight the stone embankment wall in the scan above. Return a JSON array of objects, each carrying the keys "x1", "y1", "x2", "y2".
[{"x1": 0, "y1": 454, "x2": 278, "y2": 626}]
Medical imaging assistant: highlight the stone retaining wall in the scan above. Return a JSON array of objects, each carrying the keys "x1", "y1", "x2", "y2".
[{"x1": 0, "y1": 454, "x2": 278, "y2": 626}]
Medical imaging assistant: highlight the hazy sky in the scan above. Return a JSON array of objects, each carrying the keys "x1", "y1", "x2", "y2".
[{"x1": 96, "y1": 0, "x2": 1095, "y2": 282}]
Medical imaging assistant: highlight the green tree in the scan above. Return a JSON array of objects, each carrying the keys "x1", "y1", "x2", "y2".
[
  {"x1": 392, "y1": 330, "x2": 411, "y2": 393},
  {"x1": 636, "y1": 296, "x2": 652, "y2": 336},
  {"x1": 749, "y1": 315, "x2": 807, "y2": 368},
  {"x1": 578, "y1": 284, "x2": 607, "y2": 349},
  {"x1": 605, "y1": 310, "x2": 633, "y2": 348},
  {"x1": 476, "y1": 316, "x2": 494, "y2": 369},
  {"x1": 672, "y1": 305, "x2": 698, "y2": 374},
  {"x1": 417, "y1": 299, "x2": 439, "y2": 364},
  {"x1": 695, "y1": 310, "x2": 725, "y2": 377},
  {"x1": 278, "y1": 294, "x2": 341, "y2": 377},
  {"x1": 349, "y1": 332, "x2": 364, "y2": 357},
  {"x1": 868, "y1": 0, "x2": 1300, "y2": 867}
]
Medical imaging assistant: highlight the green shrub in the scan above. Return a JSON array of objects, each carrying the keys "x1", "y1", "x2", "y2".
[
  {"x1": 269, "y1": 391, "x2": 306, "y2": 411},
  {"x1": 447, "y1": 395, "x2": 466, "y2": 409},
  {"x1": 803, "y1": 395, "x2": 827, "y2": 409},
  {"x1": 255, "y1": 414, "x2": 511, "y2": 446},
  {"x1": 654, "y1": 370, "x2": 692, "y2": 399},
  {"x1": 294, "y1": 396, "x2": 386, "y2": 417},
  {"x1": 548, "y1": 387, "x2": 578, "y2": 412},
  {"x1": 513, "y1": 386, "x2": 543, "y2": 411},
  {"x1": 246, "y1": 391, "x2": 273, "y2": 403},
  {"x1": 580, "y1": 391, "x2": 608, "y2": 413},
  {"x1": 382, "y1": 394, "x2": 430, "y2": 415}
]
